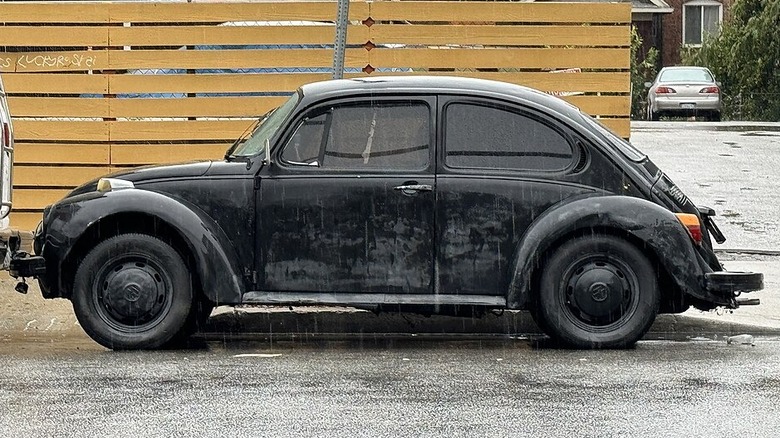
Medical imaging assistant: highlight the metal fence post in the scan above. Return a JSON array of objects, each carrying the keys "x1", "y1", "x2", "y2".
[{"x1": 332, "y1": 0, "x2": 350, "y2": 79}]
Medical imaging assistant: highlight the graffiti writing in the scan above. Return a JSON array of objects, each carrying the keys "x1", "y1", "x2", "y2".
[{"x1": 0, "y1": 54, "x2": 97, "y2": 71}]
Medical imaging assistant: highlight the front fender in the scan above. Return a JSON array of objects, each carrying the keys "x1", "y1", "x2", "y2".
[
  {"x1": 42, "y1": 188, "x2": 244, "y2": 304},
  {"x1": 507, "y1": 195, "x2": 709, "y2": 309}
]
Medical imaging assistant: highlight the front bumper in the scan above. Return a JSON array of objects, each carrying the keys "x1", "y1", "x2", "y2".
[{"x1": 9, "y1": 252, "x2": 46, "y2": 279}]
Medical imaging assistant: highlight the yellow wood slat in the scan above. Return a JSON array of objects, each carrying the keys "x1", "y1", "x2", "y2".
[
  {"x1": 368, "y1": 2, "x2": 631, "y2": 23},
  {"x1": 107, "y1": 1, "x2": 369, "y2": 23},
  {"x1": 109, "y1": 25, "x2": 369, "y2": 46},
  {"x1": 14, "y1": 121, "x2": 109, "y2": 142},
  {"x1": 8, "y1": 96, "x2": 286, "y2": 118},
  {"x1": 8, "y1": 97, "x2": 109, "y2": 118},
  {"x1": 15, "y1": 143, "x2": 110, "y2": 165},
  {"x1": 9, "y1": 212, "x2": 43, "y2": 232},
  {"x1": 0, "y1": 4, "x2": 109, "y2": 23},
  {"x1": 14, "y1": 165, "x2": 110, "y2": 187},
  {"x1": 355, "y1": 71, "x2": 630, "y2": 93},
  {"x1": 108, "y1": 73, "x2": 330, "y2": 94},
  {"x1": 105, "y1": 49, "x2": 365, "y2": 70},
  {"x1": 109, "y1": 120, "x2": 251, "y2": 141},
  {"x1": 369, "y1": 25, "x2": 629, "y2": 47},
  {"x1": 0, "y1": 51, "x2": 107, "y2": 73},
  {"x1": 0, "y1": 26, "x2": 109, "y2": 46},
  {"x1": 599, "y1": 118, "x2": 630, "y2": 139},
  {"x1": 560, "y1": 95, "x2": 631, "y2": 116},
  {"x1": 369, "y1": 48, "x2": 629, "y2": 69},
  {"x1": 1, "y1": 73, "x2": 109, "y2": 94},
  {"x1": 111, "y1": 144, "x2": 229, "y2": 166},
  {"x1": 110, "y1": 97, "x2": 287, "y2": 118},
  {"x1": 14, "y1": 189, "x2": 70, "y2": 210}
]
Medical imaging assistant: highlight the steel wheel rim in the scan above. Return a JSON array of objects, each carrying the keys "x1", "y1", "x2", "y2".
[
  {"x1": 558, "y1": 253, "x2": 641, "y2": 333},
  {"x1": 91, "y1": 253, "x2": 174, "y2": 333}
]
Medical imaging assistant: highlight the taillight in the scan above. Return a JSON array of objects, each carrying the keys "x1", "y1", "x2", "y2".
[
  {"x1": 675, "y1": 213, "x2": 702, "y2": 245},
  {"x1": 699, "y1": 86, "x2": 720, "y2": 94},
  {"x1": 656, "y1": 86, "x2": 676, "y2": 94}
]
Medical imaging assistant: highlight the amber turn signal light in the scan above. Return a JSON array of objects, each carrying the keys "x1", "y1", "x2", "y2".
[{"x1": 675, "y1": 213, "x2": 702, "y2": 245}]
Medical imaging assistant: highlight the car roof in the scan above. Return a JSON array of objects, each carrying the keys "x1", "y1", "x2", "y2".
[
  {"x1": 299, "y1": 75, "x2": 582, "y2": 119},
  {"x1": 660, "y1": 66, "x2": 711, "y2": 71}
]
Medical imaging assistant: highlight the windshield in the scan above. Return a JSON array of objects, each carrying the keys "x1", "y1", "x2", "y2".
[
  {"x1": 659, "y1": 68, "x2": 714, "y2": 83},
  {"x1": 580, "y1": 112, "x2": 646, "y2": 162},
  {"x1": 230, "y1": 91, "x2": 300, "y2": 157}
]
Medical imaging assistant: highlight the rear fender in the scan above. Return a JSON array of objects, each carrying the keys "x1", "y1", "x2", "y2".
[
  {"x1": 42, "y1": 189, "x2": 244, "y2": 304},
  {"x1": 507, "y1": 195, "x2": 710, "y2": 309}
]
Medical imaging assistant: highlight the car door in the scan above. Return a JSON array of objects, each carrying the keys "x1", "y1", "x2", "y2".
[
  {"x1": 256, "y1": 96, "x2": 436, "y2": 295},
  {"x1": 436, "y1": 97, "x2": 592, "y2": 297}
]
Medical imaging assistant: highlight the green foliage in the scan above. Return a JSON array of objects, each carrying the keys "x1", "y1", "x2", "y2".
[
  {"x1": 682, "y1": 0, "x2": 780, "y2": 121},
  {"x1": 630, "y1": 26, "x2": 659, "y2": 120}
]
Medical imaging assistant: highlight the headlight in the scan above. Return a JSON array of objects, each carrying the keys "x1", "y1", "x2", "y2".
[{"x1": 96, "y1": 178, "x2": 135, "y2": 192}]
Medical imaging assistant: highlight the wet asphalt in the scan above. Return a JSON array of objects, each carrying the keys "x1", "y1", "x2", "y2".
[
  {"x1": 631, "y1": 121, "x2": 780, "y2": 252},
  {"x1": 2, "y1": 335, "x2": 780, "y2": 437}
]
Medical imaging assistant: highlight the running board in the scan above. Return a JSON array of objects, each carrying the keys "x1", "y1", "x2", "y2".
[{"x1": 242, "y1": 292, "x2": 506, "y2": 307}]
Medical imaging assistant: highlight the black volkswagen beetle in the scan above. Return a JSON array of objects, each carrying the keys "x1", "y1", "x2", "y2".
[{"x1": 11, "y1": 76, "x2": 763, "y2": 349}]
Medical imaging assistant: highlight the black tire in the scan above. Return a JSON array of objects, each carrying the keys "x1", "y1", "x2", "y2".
[
  {"x1": 710, "y1": 111, "x2": 722, "y2": 122},
  {"x1": 72, "y1": 233, "x2": 193, "y2": 350},
  {"x1": 537, "y1": 235, "x2": 660, "y2": 349}
]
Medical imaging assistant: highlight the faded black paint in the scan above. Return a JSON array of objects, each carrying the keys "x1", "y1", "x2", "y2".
[
  {"x1": 27, "y1": 76, "x2": 761, "y2": 315},
  {"x1": 258, "y1": 174, "x2": 435, "y2": 294}
]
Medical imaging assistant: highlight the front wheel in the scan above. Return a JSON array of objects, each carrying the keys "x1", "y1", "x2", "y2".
[
  {"x1": 72, "y1": 233, "x2": 193, "y2": 350},
  {"x1": 536, "y1": 235, "x2": 660, "y2": 349}
]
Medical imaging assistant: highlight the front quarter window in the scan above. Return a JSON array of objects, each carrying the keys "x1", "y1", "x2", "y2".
[{"x1": 231, "y1": 91, "x2": 300, "y2": 157}]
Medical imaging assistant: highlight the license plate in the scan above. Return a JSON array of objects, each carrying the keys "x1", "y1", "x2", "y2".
[{"x1": 681, "y1": 103, "x2": 696, "y2": 109}]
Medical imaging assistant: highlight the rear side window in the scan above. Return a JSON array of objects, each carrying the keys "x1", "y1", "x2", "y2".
[
  {"x1": 444, "y1": 103, "x2": 572, "y2": 172},
  {"x1": 282, "y1": 102, "x2": 430, "y2": 171}
]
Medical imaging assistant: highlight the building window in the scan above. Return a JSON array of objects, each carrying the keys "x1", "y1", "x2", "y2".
[{"x1": 683, "y1": 1, "x2": 723, "y2": 46}]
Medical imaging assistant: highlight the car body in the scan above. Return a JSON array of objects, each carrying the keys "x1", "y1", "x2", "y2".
[
  {"x1": 0, "y1": 74, "x2": 13, "y2": 225},
  {"x1": 646, "y1": 66, "x2": 722, "y2": 121},
  {"x1": 11, "y1": 76, "x2": 762, "y2": 350}
]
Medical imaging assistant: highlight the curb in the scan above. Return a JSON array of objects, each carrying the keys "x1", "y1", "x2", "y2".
[{"x1": 5, "y1": 308, "x2": 778, "y2": 341}]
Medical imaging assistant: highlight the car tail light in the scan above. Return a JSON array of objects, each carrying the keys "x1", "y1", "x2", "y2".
[
  {"x1": 675, "y1": 213, "x2": 702, "y2": 245},
  {"x1": 656, "y1": 86, "x2": 676, "y2": 94},
  {"x1": 699, "y1": 86, "x2": 720, "y2": 94}
]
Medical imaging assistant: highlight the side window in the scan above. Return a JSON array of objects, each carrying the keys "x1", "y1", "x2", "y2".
[
  {"x1": 281, "y1": 102, "x2": 430, "y2": 170},
  {"x1": 281, "y1": 113, "x2": 326, "y2": 165},
  {"x1": 444, "y1": 103, "x2": 573, "y2": 172}
]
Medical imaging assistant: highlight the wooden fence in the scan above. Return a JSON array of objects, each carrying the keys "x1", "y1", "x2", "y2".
[{"x1": 0, "y1": 1, "x2": 631, "y2": 231}]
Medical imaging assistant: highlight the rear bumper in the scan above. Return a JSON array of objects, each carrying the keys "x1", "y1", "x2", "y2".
[
  {"x1": 705, "y1": 271, "x2": 763, "y2": 294},
  {"x1": 654, "y1": 96, "x2": 720, "y2": 112}
]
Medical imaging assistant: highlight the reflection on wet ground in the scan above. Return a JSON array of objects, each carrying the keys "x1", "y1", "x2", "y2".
[{"x1": 3, "y1": 335, "x2": 780, "y2": 437}]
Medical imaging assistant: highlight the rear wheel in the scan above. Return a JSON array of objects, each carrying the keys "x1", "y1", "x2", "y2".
[
  {"x1": 710, "y1": 111, "x2": 722, "y2": 122},
  {"x1": 536, "y1": 235, "x2": 660, "y2": 349},
  {"x1": 72, "y1": 233, "x2": 194, "y2": 350}
]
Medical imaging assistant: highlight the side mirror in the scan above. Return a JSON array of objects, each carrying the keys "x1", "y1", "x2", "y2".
[
  {"x1": 263, "y1": 138, "x2": 271, "y2": 166},
  {"x1": 716, "y1": 81, "x2": 722, "y2": 87},
  {"x1": 644, "y1": 82, "x2": 652, "y2": 89}
]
